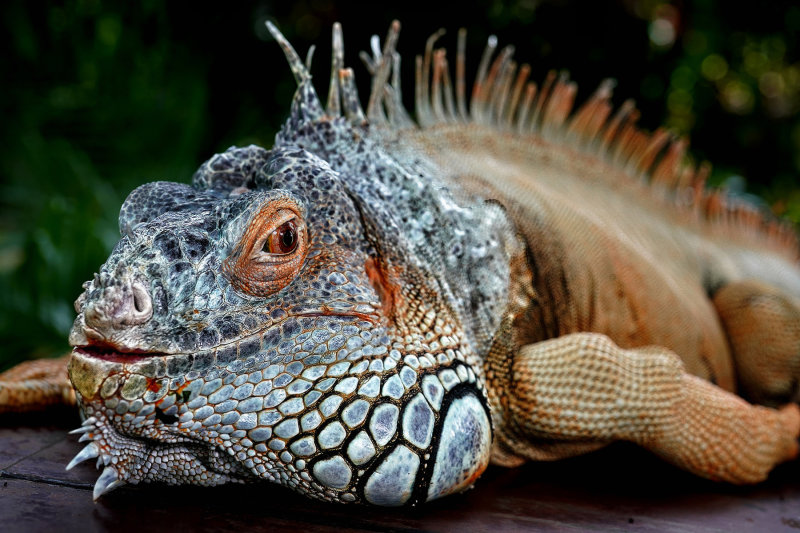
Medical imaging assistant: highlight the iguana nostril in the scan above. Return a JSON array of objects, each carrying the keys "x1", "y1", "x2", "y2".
[
  {"x1": 129, "y1": 281, "x2": 152, "y2": 323},
  {"x1": 82, "y1": 279, "x2": 153, "y2": 331},
  {"x1": 133, "y1": 286, "x2": 144, "y2": 313}
]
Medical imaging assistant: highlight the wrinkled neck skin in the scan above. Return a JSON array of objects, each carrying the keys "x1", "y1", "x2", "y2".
[{"x1": 67, "y1": 84, "x2": 519, "y2": 505}]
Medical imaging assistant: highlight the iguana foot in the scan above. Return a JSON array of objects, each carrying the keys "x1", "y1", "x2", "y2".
[
  {"x1": 656, "y1": 374, "x2": 800, "y2": 483},
  {"x1": 0, "y1": 355, "x2": 75, "y2": 413}
]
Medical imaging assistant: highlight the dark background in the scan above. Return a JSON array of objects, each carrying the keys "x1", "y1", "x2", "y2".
[{"x1": 2, "y1": 0, "x2": 799, "y2": 370}]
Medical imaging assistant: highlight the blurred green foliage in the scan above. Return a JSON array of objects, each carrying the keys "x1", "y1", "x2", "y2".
[{"x1": 1, "y1": 0, "x2": 798, "y2": 370}]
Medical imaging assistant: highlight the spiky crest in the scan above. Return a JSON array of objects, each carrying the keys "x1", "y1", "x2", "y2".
[{"x1": 267, "y1": 21, "x2": 800, "y2": 261}]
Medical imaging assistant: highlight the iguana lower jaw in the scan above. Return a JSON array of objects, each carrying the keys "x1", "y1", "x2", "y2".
[
  {"x1": 65, "y1": 408, "x2": 250, "y2": 501},
  {"x1": 67, "y1": 331, "x2": 494, "y2": 504}
]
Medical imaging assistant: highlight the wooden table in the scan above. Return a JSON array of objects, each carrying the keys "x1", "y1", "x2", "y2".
[{"x1": 2, "y1": 410, "x2": 799, "y2": 532}]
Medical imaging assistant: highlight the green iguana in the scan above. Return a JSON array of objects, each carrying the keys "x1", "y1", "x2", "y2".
[{"x1": 1, "y1": 21, "x2": 799, "y2": 506}]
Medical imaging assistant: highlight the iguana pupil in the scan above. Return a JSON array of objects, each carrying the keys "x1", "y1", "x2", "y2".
[
  {"x1": 280, "y1": 223, "x2": 295, "y2": 250},
  {"x1": 267, "y1": 219, "x2": 298, "y2": 254}
]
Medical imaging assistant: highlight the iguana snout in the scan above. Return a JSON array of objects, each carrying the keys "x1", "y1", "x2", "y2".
[{"x1": 80, "y1": 271, "x2": 153, "y2": 336}]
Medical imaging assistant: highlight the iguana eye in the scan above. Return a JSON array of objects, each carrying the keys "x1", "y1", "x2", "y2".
[
  {"x1": 264, "y1": 219, "x2": 298, "y2": 254},
  {"x1": 223, "y1": 198, "x2": 308, "y2": 297}
]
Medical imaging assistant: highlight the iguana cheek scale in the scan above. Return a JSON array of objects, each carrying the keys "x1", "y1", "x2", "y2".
[{"x1": 3, "y1": 19, "x2": 800, "y2": 505}]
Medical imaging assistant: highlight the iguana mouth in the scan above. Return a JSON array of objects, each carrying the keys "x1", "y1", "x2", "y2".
[{"x1": 73, "y1": 345, "x2": 165, "y2": 363}]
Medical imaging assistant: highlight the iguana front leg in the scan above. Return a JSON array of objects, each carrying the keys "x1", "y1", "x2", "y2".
[
  {"x1": 493, "y1": 333, "x2": 800, "y2": 484},
  {"x1": 0, "y1": 355, "x2": 74, "y2": 413}
]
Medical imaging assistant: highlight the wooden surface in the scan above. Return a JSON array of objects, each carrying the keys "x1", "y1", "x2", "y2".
[{"x1": 2, "y1": 410, "x2": 800, "y2": 532}]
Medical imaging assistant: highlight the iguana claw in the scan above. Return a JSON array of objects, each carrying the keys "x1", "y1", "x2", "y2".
[
  {"x1": 93, "y1": 466, "x2": 125, "y2": 500},
  {"x1": 66, "y1": 442, "x2": 99, "y2": 471}
]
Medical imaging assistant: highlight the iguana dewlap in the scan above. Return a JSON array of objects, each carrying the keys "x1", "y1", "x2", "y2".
[{"x1": 2, "y1": 21, "x2": 800, "y2": 505}]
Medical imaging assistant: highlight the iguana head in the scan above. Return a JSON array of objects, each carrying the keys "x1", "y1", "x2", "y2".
[{"x1": 66, "y1": 22, "x2": 514, "y2": 505}]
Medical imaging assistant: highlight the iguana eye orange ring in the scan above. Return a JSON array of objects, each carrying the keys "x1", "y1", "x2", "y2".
[{"x1": 223, "y1": 198, "x2": 309, "y2": 297}]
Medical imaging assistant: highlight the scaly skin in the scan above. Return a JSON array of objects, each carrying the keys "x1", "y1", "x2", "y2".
[
  {"x1": 0, "y1": 356, "x2": 72, "y2": 413},
  {"x1": 3, "y1": 22, "x2": 800, "y2": 504}
]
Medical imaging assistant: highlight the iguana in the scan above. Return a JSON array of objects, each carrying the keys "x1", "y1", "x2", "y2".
[{"x1": 1, "y1": 21, "x2": 800, "y2": 506}]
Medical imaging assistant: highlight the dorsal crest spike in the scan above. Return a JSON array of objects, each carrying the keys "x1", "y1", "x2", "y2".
[
  {"x1": 339, "y1": 67, "x2": 366, "y2": 123},
  {"x1": 431, "y1": 49, "x2": 446, "y2": 122},
  {"x1": 566, "y1": 78, "x2": 614, "y2": 146},
  {"x1": 530, "y1": 70, "x2": 557, "y2": 131},
  {"x1": 471, "y1": 35, "x2": 499, "y2": 121},
  {"x1": 483, "y1": 46, "x2": 515, "y2": 125},
  {"x1": 359, "y1": 50, "x2": 377, "y2": 74},
  {"x1": 540, "y1": 74, "x2": 576, "y2": 137},
  {"x1": 389, "y1": 51, "x2": 414, "y2": 127},
  {"x1": 305, "y1": 45, "x2": 316, "y2": 71},
  {"x1": 266, "y1": 21, "x2": 324, "y2": 124},
  {"x1": 516, "y1": 82, "x2": 538, "y2": 134},
  {"x1": 456, "y1": 28, "x2": 468, "y2": 121},
  {"x1": 505, "y1": 63, "x2": 531, "y2": 128},
  {"x1": 366, "y1": 20, "x2": 401, "y2": 124},
  {"x1": 370, "y1": 34, "x2": 382, "y2": 62},
  {"x1": 635, "y1": 127, "x2": 672, "y2": 177},
  {"x1": 327, "y1": 22, "x2": 344, "y2": 117},
  {"x1": 427, "y1": 47, "x2": 458, "y2": 124},
  {"x1": 265, "y1": 21, "x2": 311, "y2": 85},
  {"x1": 419, "y1": 28, "x2": 446, "y2": 121}
]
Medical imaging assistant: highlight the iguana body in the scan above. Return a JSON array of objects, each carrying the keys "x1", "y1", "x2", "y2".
[{"x1": 1, "y1": 21, "x2": 799, "y2": 504}]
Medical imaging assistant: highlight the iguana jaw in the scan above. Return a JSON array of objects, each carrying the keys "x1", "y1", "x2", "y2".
[
  {"x1": 66, "y1": 307, "x2": 495, "y2": 505},
  {"x1": 66, "y1": 346, "x2": 267, "y2": 500}
]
